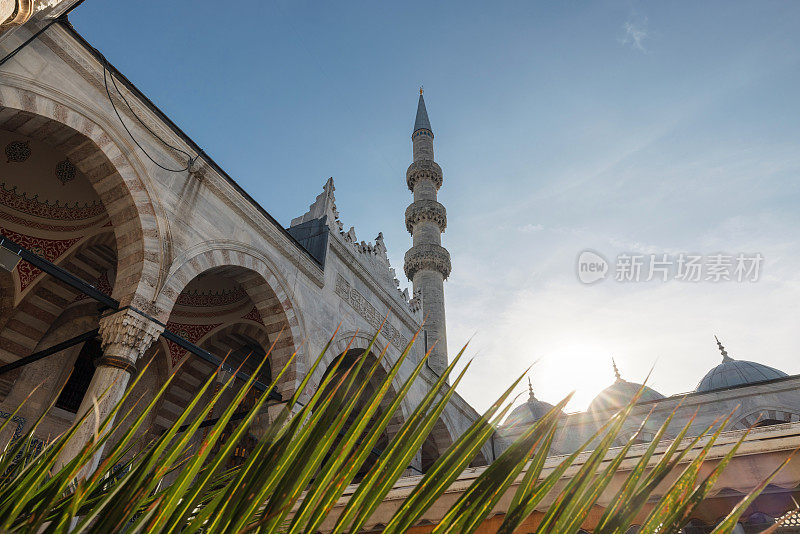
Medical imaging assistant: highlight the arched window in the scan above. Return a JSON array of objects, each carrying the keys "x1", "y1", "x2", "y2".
[{"x1": 55, "y1": 338, "x2": 101, "y2": 413}]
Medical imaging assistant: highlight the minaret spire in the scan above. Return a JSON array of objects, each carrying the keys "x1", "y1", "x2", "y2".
[
  {"x1": 414, "y1": 92, "x2": 432, "y2": 134},
  {"x1": 404, "y1": 90, "x2": 451, "y2": 375}
]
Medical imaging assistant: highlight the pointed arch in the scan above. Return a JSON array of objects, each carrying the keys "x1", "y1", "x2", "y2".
[
  {"x1": 154, "y1": 246, "x2": 302, "y2": 398},
  {"x1": 0, "y1": 234, "x2": 116, "y2": 403},
  {"x1": 312, "y1": 331, "x2": 413, "y2": 425}
]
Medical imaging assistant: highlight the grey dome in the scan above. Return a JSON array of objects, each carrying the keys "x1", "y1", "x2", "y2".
[
  {"x1": 588, "y1": 380, "x2": 665, "y2": 413},
  {"x1": 696, "y1": 360, "x2": 787, "y2": 392},
  {"x1": 506, "y1": 380, "x2": 560, "y2": 426},
  {"x1": 588, "y1": 359, "x2": 665, "y2": 413},
  {"x1": 507, "y1": 397, "x2": 557, "y2": 426},
  {"x1": 695, "y1": 337, "x2": 788, "y2": 393}
]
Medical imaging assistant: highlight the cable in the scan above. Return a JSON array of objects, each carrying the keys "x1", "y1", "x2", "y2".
[
  {"x1": 0, "y1": 9, "x2": 198, "y2": 172},
  {"x1": 105, "y1": 56, "x2": 196, "y2": 168},
  {"x1": 102, "y1": 56, "x2": 196, "y2": 173}
]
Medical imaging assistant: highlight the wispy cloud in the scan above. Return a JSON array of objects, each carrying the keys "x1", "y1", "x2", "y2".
[
  {"x1": 621, "y1": 17, "x2": 649, "y2": 53},
  {"x1": 520, "y1": 223, "x2": 544, "y2": 233}
]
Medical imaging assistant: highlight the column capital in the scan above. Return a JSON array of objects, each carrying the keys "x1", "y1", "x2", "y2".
[{"x1": 97, "y1": 308, "x2": 164, "y2": 371}]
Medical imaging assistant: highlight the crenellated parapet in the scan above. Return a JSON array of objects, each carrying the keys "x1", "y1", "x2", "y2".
[
  {"x1": 293, "y1": 178, "x2": 420, "y2": 314},
  {"x1": 406, "y1": 160, "x2": 443, "y2": 191},
  {"x1": 336, "y1": 228, "x2": 422, "y2": 315},
  {"x1": 405, "y1": 199, "x2": 446, "y2": 235},
  {"x1": 404, "y1": 243, "x2": 451, "y2": 281},
  {"x1": 291, "y1": 177, "x2": 343, "y2": 233}
]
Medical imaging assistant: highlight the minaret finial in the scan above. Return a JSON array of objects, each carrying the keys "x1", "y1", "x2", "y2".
[
  {"x1": 612, "y1": 357, "x2": 622, "y2": 382},
  {"x1": 420, "y1": 85, "x2": 424, "y2": 96},
  {"x1": 715, "y1": 335, "x2": 733, "y2": 362}
]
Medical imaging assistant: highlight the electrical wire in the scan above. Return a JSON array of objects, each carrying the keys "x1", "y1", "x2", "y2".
[
  {"x1": 0, "y1": 2, "x2": 198, "y2": 175},
  {"x1": 102, "y1": 56, "x2": 197, "y2": 173}
]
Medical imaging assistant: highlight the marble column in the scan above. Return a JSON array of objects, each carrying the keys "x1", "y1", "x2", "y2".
[{"x1": 55, "y1": 308, "x2": 164, "y2": 476}]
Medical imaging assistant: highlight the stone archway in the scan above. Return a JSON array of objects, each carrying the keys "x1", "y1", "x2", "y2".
[
  {"x1": 419, "y1": 417, "x2": 454, "y2": 473},
  {"x1": 0, "y1": 88, "x2": 161, "y2": 310},
  {"x1": 152, "y1": 276, "x2": 279, "y2": 471},
  {"x1": 310, "y1": 331, "x2": 412, "y2": 423},
  {"x1": 152, "y1": 320, "x2": 273, "y2": 433},
  {"x1": 154, "y1": 247, "x2": 302, "y2": 398},
  {"x1": 316, "y1": 344, "x2": 409, "y2": 478}
]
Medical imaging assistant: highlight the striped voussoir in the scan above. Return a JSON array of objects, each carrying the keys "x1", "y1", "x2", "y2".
[
  {"x1": 733, "y1": 409, "x2": 800, "y2": 430},
  {"x1": 155, "y1": 248, "x2": 302, "y2": 400},
  {"x1": 0, "y1": 87, "x2": 160, "y2": 309}
]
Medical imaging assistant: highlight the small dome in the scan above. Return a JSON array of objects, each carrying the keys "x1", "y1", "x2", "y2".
[
  {"x1": 695, "y1": 337, "x2": 788, "y2": 393},
  {"x1": 588, "y1": 358, "x2": 664, "y2": 413},
  {"x1": 505, "y1": 379, "x2": 560, "y2": 426},
  {"x1": 507, "y1": 397, "x2": 556, "y2": 426},
  {"x1": 588, "y1": 380, "x2": 665, "y2": 413}
]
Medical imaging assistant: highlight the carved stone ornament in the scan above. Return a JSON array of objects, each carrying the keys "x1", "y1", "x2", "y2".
[
  {"x1": 5, "y1": 140, "x2": 30, "y2": 162},
  {"x1": 406, "y1": 159, "x2": 443, "y2": 191},
  {"x1": 97, "y1": 309, "x2": 165, "y2": 367},
  {"x1": 0, "y1": 0, "x2": 34, "y2": 30},
  {"x1": 55, "y1": 158, "x2": 76, "y2": 185},
  {"x1": 405, "y1": 199, "x2": 447, "y2": 234},
  {"x1": 403, "y1": 244, "x2": 452, "y2": 280}
]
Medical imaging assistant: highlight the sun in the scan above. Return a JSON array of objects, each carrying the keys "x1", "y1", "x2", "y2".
[{"x1": 533, "y1": 342, "x2": 615, "y2": 412}]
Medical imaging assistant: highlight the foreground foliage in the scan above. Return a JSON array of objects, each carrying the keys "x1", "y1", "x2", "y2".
[{"x1": 0, "y1": 328, "x2": 791, "y2": 533}]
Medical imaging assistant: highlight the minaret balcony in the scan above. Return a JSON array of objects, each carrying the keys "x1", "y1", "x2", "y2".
[
  {"x1": 406, "y1": 159, "x2": 443, "y2": 191},
  {"x1": 403, "y1": 244, "x2": 451, "y2": 280},
  {"x1": 405, "y1": 200, "x2": 447, "y2": 235}
]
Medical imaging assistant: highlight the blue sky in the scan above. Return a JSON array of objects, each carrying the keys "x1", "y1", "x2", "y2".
[{"x1": 72, "y1": 1, "x2": 800, "y2": 411}]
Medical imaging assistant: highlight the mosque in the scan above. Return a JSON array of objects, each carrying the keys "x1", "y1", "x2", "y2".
[
  {"x1": 500, "y1": 337, "x2": 800, "y2": 454},
  {"x1": 1, "y1": 2, "x2": 799, "y2": 532}
]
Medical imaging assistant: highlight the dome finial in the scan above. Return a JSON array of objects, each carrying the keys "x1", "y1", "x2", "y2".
[
  {"x1": 612, "y1": 357, "x2": 622, "y2": 382},
  {"x1": 527, "y1": 376, "x2": 535, "y2": 400},
  {"x1": 715, "y1": 335, "x2": 733, "y2": 362}
]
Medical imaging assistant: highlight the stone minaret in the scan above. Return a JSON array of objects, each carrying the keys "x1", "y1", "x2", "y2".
[{"x1": 404, "y1": 89, "x2": 451, "y2": 375}]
